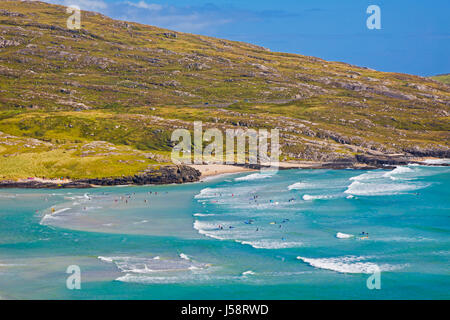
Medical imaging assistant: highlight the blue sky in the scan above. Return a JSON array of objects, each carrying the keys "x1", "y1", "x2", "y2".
[{"x1": 47, "y1": 0, "x2": 449, "y2": 76}]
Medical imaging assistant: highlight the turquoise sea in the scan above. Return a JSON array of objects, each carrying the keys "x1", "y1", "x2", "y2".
[{"x1": 0, "y1": 164, "x2": 449, "y2": 299}]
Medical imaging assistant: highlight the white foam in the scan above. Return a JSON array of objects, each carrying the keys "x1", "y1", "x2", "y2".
[
  {"x1": 302, "y1": 194, "x2": 331, "y2": 201},
  {"x1": 234, "y1": 173, "x2": 273, "y2": 182},
  {"x1": 193, "y1": 213, "x2": 216, "y2": 217},
  {"x1": 350, "y1": 171, "x2": 383, "y2": 181},
  {"x1": 40, "y1": 207, "x2": 73, "y2": 224},
  {"x1": 383, "y1": 166, "x2": 413, "y2": 176},
  {"x1": 0, "y1": 263, "x2": 25, "y2": 267},
  {"x1": 242, "y1": 270, "x2": 255, "y2": 276},
  {"x1": 115, "y1": 273, "x2": 224, "y2": 284},
  {"x1": 239, "y1": 239, "x2": 303, "y2": 249},
  {"x1": 383, "y1": 166, "x2": 414, "y2": 180},
  {"x1": 194, "y1": 188, "x2": 220, "y2": 199},
  {"x1": 132, "y1": 220, "x2": 148, "y2": 225},
  {"x1": 98, "y1": 256, "x2": 114, "y2": 263},
  {"x1": 98, "y1": 255, "x2": 205, "y2": 274},
  {"x1": 0, "y1": 194, "x2": 16, "y2": 199},
  {"x1": 52, "y1": 208, "x2": 72, "y2": 215},
  {"x1": 336, "y1": 232, "x2": 353, "y2": 239},
  {"x1": 179, "y1": 253, "x2": 190, "y2": 261},
  {"x1": 422, "y1": 158, "x2": 450, "y2": 164},
  {"x1": 115, "y1": 274, "x2": 181, "y2": 284},
  {"x1": 193, "y1": 220, "x2": 230, "y2": 240},
  {"x1": 287, "y1": 182, "x2": 309, "y2": 190},
  {"x1": 297, "y1": 256, "x2": 402, "y2": 274},
  {"x1": 344, "y1": 180, "x2": 426, "y2": 196}
]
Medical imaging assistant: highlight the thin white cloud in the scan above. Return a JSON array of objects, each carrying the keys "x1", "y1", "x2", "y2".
[
  {"x1": 47, "y1": 0, "x2": 107, "y2": 11},
  {"x1": 142, "y1": 13, "x2": 231, "y2": 33},
  {"x1": 125, "y1": 1, "x2": 162, "y2": 11},
  {"x1": 44, "y1": 1, "x2": 247, "y2": 33},
  {"x1": 110, "y1": 1, "x2": 234, "y2": 33}
]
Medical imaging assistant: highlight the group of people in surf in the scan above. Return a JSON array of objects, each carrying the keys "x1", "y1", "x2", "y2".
[{"x1": 208, "y1": 191, "x2": 373, "y2": 241}]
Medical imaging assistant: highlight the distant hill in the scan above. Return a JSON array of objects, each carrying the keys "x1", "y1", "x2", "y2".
[
  {"x1": 0, "y1": 0, "x2": 449, "y2": 179},
  {"x1": 431, "y1": 74, "x2": 450, "y2": 85}
]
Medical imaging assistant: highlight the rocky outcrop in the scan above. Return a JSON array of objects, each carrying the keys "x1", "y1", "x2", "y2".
[
  {"x1": 0, "y1": 39, "x2": 20, "y2": 48},
  {"x1": 0, "y1": 165, "x2": 201, "y2": 189},
  {"x1": 0, "y1": 180, "x2": 91, "y2": 189},
  {"x1": 402, "y1": 146, "x2": 450, "y2": 158},
  {"x1": 332, "y1": 80, "x2": 416, "y2": 100},
  {"x1": 78, "y1": 165, "x2": 201, "y2": 186},
  {"x1": 0, "y1": 9, "x2": 25, "y2": 17},
  {"x1": 355, "y1": 154, "x2": 411, "y2": 166}
]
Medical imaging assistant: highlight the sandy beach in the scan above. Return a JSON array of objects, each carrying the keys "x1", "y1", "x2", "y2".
[
  {"x1": 188, "y1": 164, "x2": 256, "y2": 177},
  {"x1": 188, "y1": 161, "x2": 332, "y2": 179}
]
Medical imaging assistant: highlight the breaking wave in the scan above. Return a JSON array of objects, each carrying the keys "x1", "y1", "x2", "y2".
[
  {"x1": 234, "y1": 173, "x2": 274, "y2": 182},
  {"x1": 345, "y1": 166, "x2": 430, "y2": 196},
  {"x1": 344, "y1": 180, "x2": 425, "y2": 196},
  {"x1": 302, "y1": 194, "x2": 332, "y2": 201},
  {"x1": 239, "y1": 239, "x2": 303, "y2": 249},
  {"x1": 98, "y1": 255, "x2": 208, "y2": 274},
  {"x1": 336, "y1": 232, "x2": 353, "y2": 239},
  {"x1": 297, "y1": 256, "x2": 405, "y2": 274},
  {"x1": 287, "y1": 182, "x2": 310, "y2": 190}
]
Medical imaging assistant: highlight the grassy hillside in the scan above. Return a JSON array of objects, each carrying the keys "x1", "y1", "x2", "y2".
[
  {"x1": 0, "y1": 0, "x2": 449, "y2": 179},
  {"x1": 431, "y1": 74, "x2": 450, "y2": 85}
]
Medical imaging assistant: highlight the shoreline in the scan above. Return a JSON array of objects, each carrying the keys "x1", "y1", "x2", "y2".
[
  {"x1": 0, "y1": 157, "x2": 448, "y2": 189},
  {"x1": 189, "y1": 164, "x2": 256, "y2": 178}
]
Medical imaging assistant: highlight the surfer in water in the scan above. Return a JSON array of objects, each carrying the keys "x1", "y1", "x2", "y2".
[{"x1": 359, "y1": 232, "x2": 369, "y2": 239}]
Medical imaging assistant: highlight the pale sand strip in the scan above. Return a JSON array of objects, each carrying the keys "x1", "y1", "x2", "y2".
[
  {"x1": 278, "y1": 161, "x2": 323, "y2": 168},
  {"x1": 188, "y1": 164, "x2": 256, "y2": 177},
  {"x1": 189, "y1": 161, "x2": 327, "y2": 179}
]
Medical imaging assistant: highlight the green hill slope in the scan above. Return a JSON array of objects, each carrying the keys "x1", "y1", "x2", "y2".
[
  {"x1": 431, "y1": 74, "x2": 450, "y2": 85},
  {"x1": 0, "y1": 0, "x2": 449, "y2": 179}
]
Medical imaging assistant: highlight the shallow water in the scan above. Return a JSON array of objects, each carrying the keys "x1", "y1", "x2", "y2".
[{"x1": 0, "y1": 165, "x2": 449, "y2": 299}]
